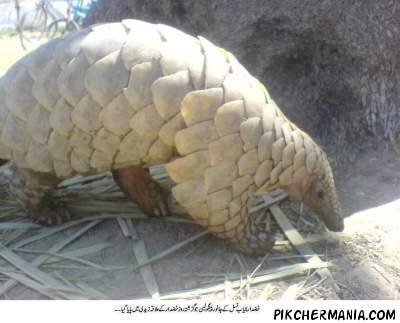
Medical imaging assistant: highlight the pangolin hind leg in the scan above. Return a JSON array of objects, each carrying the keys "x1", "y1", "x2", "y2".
[
  {"x1": 112, "y1": 164, "x2": 169, "y2": 217},
  {"x1": 8, "y1": 163, "x2": 69, "y2": 225},
  {"x1": 229, "y1": 205, "x2": 278, "y2": 256}
]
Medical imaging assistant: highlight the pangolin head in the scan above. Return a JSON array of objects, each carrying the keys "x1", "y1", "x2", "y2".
[{"x1": 301, "y1": 152, "x2": 344, "y2": 232}]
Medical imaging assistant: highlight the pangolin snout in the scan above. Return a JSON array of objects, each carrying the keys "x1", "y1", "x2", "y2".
[
  {"x1": 316, "y1": 195, "x2": 345, "y2": 232},
  {"x1": 323, "y1": 215, "x2": 344, "y2": 232}
]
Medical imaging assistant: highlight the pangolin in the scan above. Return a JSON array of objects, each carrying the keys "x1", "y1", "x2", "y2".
[{"x1": 0, "y1": 20, "x2": 344, "y2": 255}]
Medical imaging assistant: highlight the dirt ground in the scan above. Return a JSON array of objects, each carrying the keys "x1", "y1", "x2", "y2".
[
  {"x1": 0, "y1": 32, "x2": 26, "y2": 71},
  {"x1": 0, "y1": 35, "x2": 399, "y2": 300}
]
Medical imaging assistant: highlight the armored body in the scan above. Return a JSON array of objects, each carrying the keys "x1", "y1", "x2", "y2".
[{"x1": 0, "y1": 20, "x2": 343, "y2": 255}]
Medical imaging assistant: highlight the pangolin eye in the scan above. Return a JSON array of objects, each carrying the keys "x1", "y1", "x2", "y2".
[{"x1": 317, "y1": 190, "x2": 324, "y2": 200}]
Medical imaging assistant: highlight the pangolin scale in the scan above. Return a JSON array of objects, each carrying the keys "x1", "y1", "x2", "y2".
[{"x1": 0, "y1": 20, "x2": 343, "y2": 255}]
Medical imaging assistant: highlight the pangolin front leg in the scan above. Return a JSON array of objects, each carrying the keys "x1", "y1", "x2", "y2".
[
  {"x1": 112, "y1": 165, "x2": 169, "y2": 217},
  {"x1": 8, "y1": 163, "x2": 69, "y2": 225}
]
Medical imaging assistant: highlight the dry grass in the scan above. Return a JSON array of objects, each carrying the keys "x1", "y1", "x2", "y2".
[{"x1": 0, "y1": 165, "x2": 338, "y2": 300}]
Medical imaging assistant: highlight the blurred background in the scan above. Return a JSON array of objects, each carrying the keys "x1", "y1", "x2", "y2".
[{"x1": 0, "y1": 0, "x2": 95, "y2": 73}]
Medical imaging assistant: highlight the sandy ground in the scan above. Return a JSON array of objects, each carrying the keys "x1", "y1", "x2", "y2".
[
  {"x1": 0, "y1": 31, "x2": 48, "y2": 73},
  {"x1": 0, "y1": 34, "x2": 399, "y2": 300},
  {"x1": 0, "y1": 32, "x2": 27, "y2": 71}
]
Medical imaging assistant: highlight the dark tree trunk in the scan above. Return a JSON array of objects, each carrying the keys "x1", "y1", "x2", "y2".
[{"x1": 85, "y1": 0, "x2": 400, "y2": 163}]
